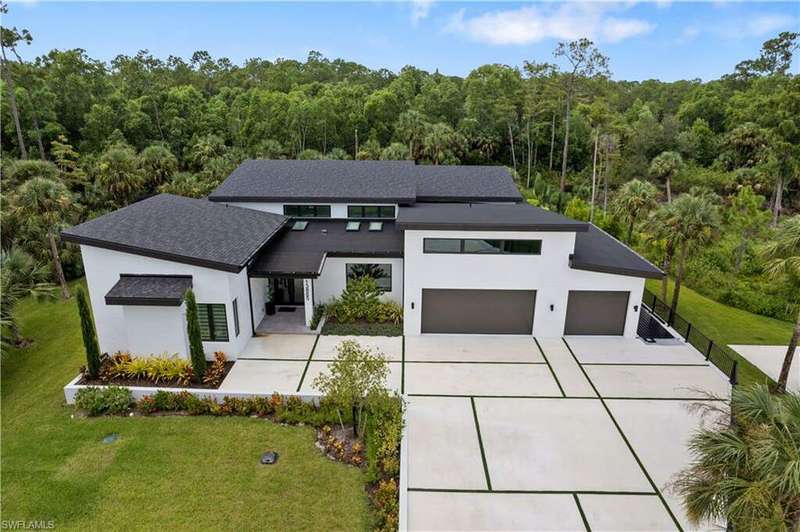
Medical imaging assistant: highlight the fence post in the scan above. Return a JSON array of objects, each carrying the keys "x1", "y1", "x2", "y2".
[
  {"x1": 729, "y1": 360, "x2": 738, "y2": 386},
  {"x1": 705, "y1": 340, "x2": 713, "y2": 361},
  {"x1": 667, "y1": 307, "x2": 674, "y2": 326},
  {"x1": 685, "y1": 322, "x2": 692, "y2": 341}
]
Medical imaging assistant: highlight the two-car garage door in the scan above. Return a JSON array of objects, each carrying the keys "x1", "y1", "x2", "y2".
[
  {"x1": 420, "y1": 288, "x2": 630, "y2": 335},
  {"x1": 421, "y1": 289, "x2": 536, "y2": 334}
]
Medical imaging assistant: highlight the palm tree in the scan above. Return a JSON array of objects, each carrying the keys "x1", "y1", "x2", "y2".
[
  {"x1": 649, "y1": 151, "x2": 683, "y2": 203},
  {"x1": 11, "y1": 177, "x2": 75, "y2": 299},
  {"x1": 0, "y1": 247, "x2": 54, "y2": 349},
  {"x1": 759, "y1": 215, "x2": 800, "y2": 393},
  {"x1": 139, "y1": 144, "x2": 178, "y2": 189},
  {"x1": 96, "y1": 143, "x2": 144, "y2": 206},
  {"x1": 646, "y1": 202, "x2": 681, "y2": 302},
  {"x1": 666, "y1": 193, "x2": 721, "y2": 316},
  {"x1": 673, "y1": 385, "x2": 800, "y2": 530},
  {"x1": 611, "y1": 179, "x2": 659, "y2": 244},
  {"x1": 422, "y1": 123, "x2": 459, "y2": 165}
]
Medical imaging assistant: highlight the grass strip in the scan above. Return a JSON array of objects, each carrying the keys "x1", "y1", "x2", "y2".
[
  {"x1": 470, "y1": 397, "x2": 492, "y2": 491},
  {"x1": 296, "y1": 334, "x2": 320, "y2": 392},
  {"x1": 534, "y1": 337, "x2": 566, "y2": 397}
]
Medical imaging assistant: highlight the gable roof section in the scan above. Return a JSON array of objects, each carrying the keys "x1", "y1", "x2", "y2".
[
  {"x1": 570, "y1": 224, "x2": 664, "y2": 279},
  {"x1": 250, "y1": 220, "x2": 404, "y2": 277},
  {"x1": 105, "y1": 274, "x2": 193, "y2": 306},
  {"x1": 415, "y1": 165, "x2": 522, "y2": 202},
  {"x1": 207, "y1": 160, "x2": 418, "y2": 203},
  {"x1": 61, "y1": 194, "x2": 287, "y2": 273},
  {"x1": 396, "y1": 203, "x2": 588, "y2": 232}
]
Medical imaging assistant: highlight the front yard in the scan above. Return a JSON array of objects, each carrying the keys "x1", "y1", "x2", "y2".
[{"x1": 1, "y1": 281, "x2": 372, "y2": 530}]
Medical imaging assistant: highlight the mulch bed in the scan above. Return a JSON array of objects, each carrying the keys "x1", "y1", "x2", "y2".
[
  {"x1": 77, "y1": 361, "x2": 235, "y2": 389},
  {"x1": 315, "y1": 425, "x2": 365, "y2": 467}
]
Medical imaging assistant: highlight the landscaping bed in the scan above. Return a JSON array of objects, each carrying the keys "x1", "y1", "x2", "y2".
[
  {"x1": 322, "y1": 319, "x2": 403, "y2": 336},
  {"x1": 319, "y1": 276, "x2": 404, "y2": 337}
]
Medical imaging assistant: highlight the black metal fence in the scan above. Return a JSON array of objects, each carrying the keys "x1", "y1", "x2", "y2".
[{"x1": 642, "y1": 289, "x2": 738, "y2": 385}]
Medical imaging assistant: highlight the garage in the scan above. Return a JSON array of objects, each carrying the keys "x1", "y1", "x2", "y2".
[
  {"x1": 564, "y1": 291, "x2": 630, "y2": 335},
  {"x1": 421, "y1": 289, "x2": 536, "y2": 334}
]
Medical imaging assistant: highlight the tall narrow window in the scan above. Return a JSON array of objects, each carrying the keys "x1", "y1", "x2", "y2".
[
  {"x1": 232, "y1": 298, "x2": 240, "y2": 337},
  {"x1": 197, "y1": 303, "x2": 229, "y2": 342}
]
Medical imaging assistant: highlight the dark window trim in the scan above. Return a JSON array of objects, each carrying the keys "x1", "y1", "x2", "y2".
[
  {"x1": 232, "y1": 298, "x2": 240, "y2": 337},
  {"x1": 283, "y1": 204, "x2": 332, "y2": 218},
  {"x1": 198, "y1": 303, "x2": 229, "y2": 342},
  {"x1": 423, "y1": 238, "x2": 542, "y2": 255},
  {"x1": 346, "y1": 263, "x2": 393, "y2": 293},
  {"x1": 347, "y1": 205, "x2": 395, "y2": 219}
]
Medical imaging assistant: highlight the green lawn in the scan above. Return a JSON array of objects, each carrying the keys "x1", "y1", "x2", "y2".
[
  {"x1": 646, "y1": 279, "x2": 794, "y2": 386},
  {"x1": 1, "y1": 281, "x2": 371, "y2": 531}
]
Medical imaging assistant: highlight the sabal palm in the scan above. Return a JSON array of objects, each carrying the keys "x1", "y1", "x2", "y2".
[
  {"x1": 0, "y1": 247, "x2": 54, "y2": 350},
  {"x1": 12, "y1": 177, "x2": 74, "y2": 299},
  {"x1": 666, "y1": 193, "x2": 721, "y2": 315},
  {"x1": 612, "y1": 179, "x2": 659, "y2": 244},
  {"x1": 646, "y1": 202, "x2": 681, "y2": 302},
  {"x1": 759, "y1": 215, "x2": 800, "y2": 393},
  {"x1": 674, "y1": 385, "x2": 800, "y2": 531},
  {"x1": 423, "y1": 123, "x2": 457, "y2": 165}
]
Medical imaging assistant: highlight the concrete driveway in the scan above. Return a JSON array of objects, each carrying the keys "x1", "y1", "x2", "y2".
[{"x1": 405, "y1": 335, "x2": 730, "y2": 532}]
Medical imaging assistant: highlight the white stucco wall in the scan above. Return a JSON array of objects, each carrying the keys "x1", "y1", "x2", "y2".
[
  {"x1": 80, "y1": 245, "x2": 253, "y2": 360},
  {"x1": 221, "y1": 202, "x2": 397, "y2": 219},
  {"x1": 313, "y1": 256, "x2": 404, "y2": 306},
  {"x1": 122, "y1": 305, "x2": 189, "y2": 357},
  {"x1": 250, "y1": 277, "x2": 268, "y2": 329},
  {"x1": 402, "y1": 230, "x2": 644, "y2": 337}
]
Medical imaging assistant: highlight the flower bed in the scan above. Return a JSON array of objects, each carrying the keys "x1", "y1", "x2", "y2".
[
  {"x1": 78, "y1": 351, "x2": 232, "y2": 389},
  {"x1": 320, "y1": 277, "x2": 403, "y2": 336}
]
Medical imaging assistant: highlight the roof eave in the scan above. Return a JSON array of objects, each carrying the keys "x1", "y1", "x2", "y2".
[
  {"x1": 395, "y1": 222, "x2": 589, "y2": 232},
  {"x1": 105, "y1": 296, "x2": 184, "y2": 306},
  {"x1": 569, "y1": 259, "x2": 665, "y2": 279},
  {"x1": 209, "y1": 195, "x2": 417, "y2": 204}
]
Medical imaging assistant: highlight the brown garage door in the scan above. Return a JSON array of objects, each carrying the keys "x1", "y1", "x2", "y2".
[
  {"x1": 421, "y1": 289, "x2": 536, "y2": 334},
  {"x1": 564, "y1": 290, "x2": 630, "y2": 335}
]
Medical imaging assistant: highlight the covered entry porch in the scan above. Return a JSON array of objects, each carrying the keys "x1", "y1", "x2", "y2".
[{"x1": 248, "y1": 276, "x2": 316, "y2": 335}]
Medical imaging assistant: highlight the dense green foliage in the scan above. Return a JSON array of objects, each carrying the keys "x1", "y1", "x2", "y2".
[
  {"x1": 1, "y1": 282, "x2": 371, "y2": 528},
  {"x1": 76, "y1": 287, "x2": 100, "y2": 378},
  {"x1": 325, "y1": 276, "x2": 404, "y2": 325}
]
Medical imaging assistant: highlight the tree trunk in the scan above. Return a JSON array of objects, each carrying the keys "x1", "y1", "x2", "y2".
[
  {"x1": 626, "y1": 217, "x2": 636, "y2": 244},
  {"x1": 548, "y1": 111, "x2": 556, "y2": 171},
  {"x1": 47, "y1": 229, "x2": 70, "y2": 299},
  {"x1": 526, "y1": 118, "x2": 532, "y2": 189},
  {"x1": 1, "y1": 47, "x2": 28, "y2": 160},
  {"x1": 666, "y1": 174, "x2": 672, "y2": 203},
  {"x1": 775, "y1": 307, "x2": 800, "y2": 394},
  {"x1": 352, "y1": 404, "x2": 358, "y2": 437},
  {"x1": 508, "y1": 122, "x2": 517, "y2": 174},
  {"x1": 590, "y1": 130, "x2": 599, "y2": 222},
  {"x1": 670, "y1": 241, "x2": 688, "y2": 317},
  {"x1": 560, "y1": 95, "x2": 572, "y2": 192},
  {"x1": 354, "y1": 128, "x2": 358, "y2": 158},
  {"x1": 603, "y1": 142, "x2": 610, "y2": 213},
  {"x1": 734, "y1": 235, "x2": 748, "y2": 274},
  {"x1": 772, "y1": 174, "x2": 784, "y2": 226},
  {"x1": 660, "y1": 243, "x2": 674, "y2": 303},
  {"x1": 11, "y1": 47, "x2": 46, "y2": 159}
]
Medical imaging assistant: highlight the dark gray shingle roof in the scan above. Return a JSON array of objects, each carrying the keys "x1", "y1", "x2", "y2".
[
  {"x1": 208, "y1": 160, "x2": 418, "y2": 203},
  {"x1": 61, "y1": 194, "x2": 287, "y2": 272},
  {"x1": 395, "y1": 203, "x2": 588, "y2": 231},
  {"x1": 251, "y1": 220, "x2": 404, "y2": 277},
  {"x1": 571, "y1": 225, "x2": 664, "y2": 279},
  {"x1": 415, "y1": 165, "x2": 522, "y2": 202},
  {"x1": 105, "y1": 274, "x2": 193, "y2": 306}
]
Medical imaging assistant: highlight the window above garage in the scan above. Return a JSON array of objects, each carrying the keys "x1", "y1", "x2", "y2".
[
  {"x1": 423, "y1": 238, "x2": 542, "y2": 255},
  {"x1": 348, "y1": 205, "x2": 395, "y2": 219}
]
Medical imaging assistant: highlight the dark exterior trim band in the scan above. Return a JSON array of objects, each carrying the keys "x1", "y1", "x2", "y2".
[
  {"x1": 396, "y1": 222, "x2": 588, "y2": 232},
  {"x1": 209, "y1": 195, "x2": 416, "y2": 204},
  {"x1": 105, "y1": 296, "x2": 184, "y2": 307},
  {"x1": 569, "y1": 258, "x2": 664, "y2": 279}
]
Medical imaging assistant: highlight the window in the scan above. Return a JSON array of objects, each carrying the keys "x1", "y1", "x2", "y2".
[
  {"x1": 346, "y1": 263, "x2": 392, "y2": 292},
  {"x1": 423, "y1": 238, "x2": 542, "y2": 255},
  {"x1": 197, "y1": 303, "x2": 229, "y2": 342},
  {"x1": 291, "y1": 221, "x2": 309, "y2": 231},
  {"x1": 232, "y1": 298, "x2": 240, "y2": 337},
  {"x1": 346, "y1": 221, "x2": 361, "y2": 232},
  {"x1": 368, "y1": 222, "x2": 383, "y2": 232},
  {"x1": 347, "y1": 205, "x2": 395, "y2": 218},
  {"x1": 283, "y1": 205, "x2": 331, "y2": 218}
]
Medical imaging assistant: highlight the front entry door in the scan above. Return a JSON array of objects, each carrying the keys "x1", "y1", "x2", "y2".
[{"x1": 273, "y1": 277, "x2": 304, "y2": 305}]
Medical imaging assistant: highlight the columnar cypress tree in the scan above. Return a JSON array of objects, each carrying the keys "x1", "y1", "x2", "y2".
[
  {"x1": 76, "y1": 287, "x2": 101, "y2": 378},
  {"x1": 184, "y1": 289, "x2": 206, "y2": 381}
]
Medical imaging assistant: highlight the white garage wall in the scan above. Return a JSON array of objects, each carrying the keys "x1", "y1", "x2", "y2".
[
  {"x1": 221, "y1": 202, "x2": 397, "y2": 219},
  {"x1": 402, "y1": 230, "x2": 644, "y2": 338},
  {"x1": 314, "y1": 257, "x2": 404, "y2": 305},
  {"x1": 80, "y1": 245, "x2": 253, "y2": 360}
]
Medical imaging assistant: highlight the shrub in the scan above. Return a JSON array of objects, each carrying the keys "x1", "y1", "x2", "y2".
[
  {"x1": 373, "y1": 478, "x2": 399, "y2": 532},
  {"x1": 184, "y1": 289, "x2": 206, "y2": 381},
  {"x1": 104, "y1": 386, "x2": 134, "y2": 414},
  {"x1": 136, "y1": 395, "x2": 157, "y2": 414},
  {"x1": 310, "y1": 304, "x2": 325, "y2": 329},
  {"x1": 326, "y1": 277, "x2": 381, "y2": 323},
  {"x1": 108, "y1": 354, "x2": 193, "y2": 385},
  {"x1": 321, "y1": 321, "x2": 402, "y2": 337},
  {"x1": 202, "y1": 351, "x2": 227, "y2": 386},
  {"x1": 375, "y1": 301, "x2": 403, "y2": 324},
  {"x1": 74, "y1": 386, "x2": 133, "y2": 416},
  {"x1": 76, "y1": 288, "x2": 101, "y2": 378},
  {"x1": 74, "y1": 387, "x2": 107, "y2": 416}
]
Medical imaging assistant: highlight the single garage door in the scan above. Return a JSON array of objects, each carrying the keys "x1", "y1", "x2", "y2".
[
  {"x1": 564, "y1": 290, "x2": 630, "y2": 335},
  {"x1": 421, "y1": 289, "x2": 536, "y2": 334}
]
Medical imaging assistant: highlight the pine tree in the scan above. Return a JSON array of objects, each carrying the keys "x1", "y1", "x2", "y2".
[
  {"x1": 184, "y1": 289, "x2": 206, "y2": 381},
  {"x1": 76, "y1": 287, "x2": 100, "y2": 378}
]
